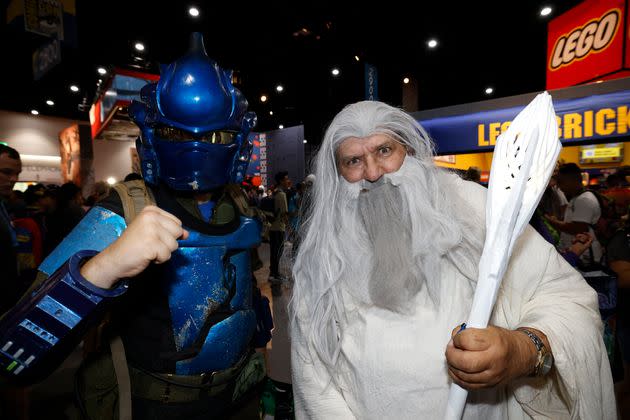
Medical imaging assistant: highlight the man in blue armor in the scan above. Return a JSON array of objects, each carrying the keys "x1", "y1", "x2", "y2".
[{"x1": 0, "y1": 33, "x2": 268, "y2": 419}]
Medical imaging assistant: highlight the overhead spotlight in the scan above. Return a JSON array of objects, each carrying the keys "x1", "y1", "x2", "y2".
[
  {"x1": 269, "y1": 110, "x2": 274, "y2": 116},
  {"x1": 134, "y1": 42, "x2": 145, "y2": 51},
  {"x1": 331, "y1": 68, "x2": 340, "y2": 76},
  {"x1": 70, "y1": 85, "x2": 79, "y2": 92},
  {"x1": 106, "y1": 177, "x2": 117, "y2": 185},
  {"x1": 276, "y1": 85, "x2": 284, "y2": 93},
  {"x1": 485, "y1": 87, "x2": 494, "y2": 95},
  {"x1": 354, "y1": 55, "x2": 360, "y2": 61},
  {"x1": 105, "y1": 90, "x2": 117, "y2": 96},
  {"x1": 189, "y1": 7, "x2": 200, "y2": 17},
  {"x1": 427, "y1": 39, "x2": 438, "y2": 48},
  {"x1": 303, "y1": 139, "x2": 308, "y2": 144},
  {"x1": 540, "y1": 6, "x2": 552, "y2": 17},
  {"x1": 279, "y1": 124, "x2": 284, "y2": 129},
  {"x1": 595, "y1": 80, "x2": 604, "y2": 84},
  {"x1": 97, "y1": 67, "x2": 107, "y2": 75},
  {"x1": 46, "y1": 100, "x2": 54, "y2": 106},
  {"x1": 403, "y1": 77, "x2": 410, "y2": 84},
  {"x1": 260, "y1": 95, "x2": 268, "y2": 102},
  {"x1": 31, "y1": 109, "x2": 39, "y2": 115}
]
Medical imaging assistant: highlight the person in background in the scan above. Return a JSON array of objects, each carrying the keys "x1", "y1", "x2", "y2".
[
  {"x1": 287, "y1": 182, "x2": 303, "y2": 244},
  {"x1": 0, "y1": 144, "x2": 22, "y2": 312},
  {"x1": 84, "y1": 181, "x2": 111, "y2": 207},
  {"x1": 547, "y1": 162, "x2": 603, "y2": 264},
  {"x1": 269, "y1": 171, "x2": 290, "y2": 283},
  {"x1": 45, "y1": 182, "x2": 86, "y2": 253},
  {"x1": 603, "y1": 173, "x2": 630, "y2": 221},
  {"x1": 462, "y1": 166, "x2": 481, "y2": 184},
  {"x1": 606, "y1": 225, "x2": 630, "y2": 419}
]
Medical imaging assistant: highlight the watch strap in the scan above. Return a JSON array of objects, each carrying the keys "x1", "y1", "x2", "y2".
[{"x1": 517, "y1": 328, "x2": 547, "y2": 376}]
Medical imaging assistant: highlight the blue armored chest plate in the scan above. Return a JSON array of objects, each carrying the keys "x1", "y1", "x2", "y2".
[{"x1": 164, "y1": 217, "x2": 261, "y2": 374}]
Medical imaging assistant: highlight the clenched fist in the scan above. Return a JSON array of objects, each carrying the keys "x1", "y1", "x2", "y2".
[
  {"x1": 445, "y1": 325, "x2": 548, "y2": 390},
  {"x1": 80, "y1": 206, "x2": 189, "y2": 289}
]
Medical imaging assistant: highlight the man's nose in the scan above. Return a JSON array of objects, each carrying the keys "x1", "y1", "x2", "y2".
[{"x1": 364, "y1": 161, "x2": 383, "y2": 183}]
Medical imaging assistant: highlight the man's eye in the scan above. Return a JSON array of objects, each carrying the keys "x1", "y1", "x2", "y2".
[
  {"x1": 346, "y1": 158, "x2": 360, "y2": 166},
  {"x1": 379, "y1": 147, "x2": 392, "y2": 155}
]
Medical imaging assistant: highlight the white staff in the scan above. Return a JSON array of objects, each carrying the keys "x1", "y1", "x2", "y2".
[{"x1": 444, "y1": 92, "x2": 562, "y2": 419}]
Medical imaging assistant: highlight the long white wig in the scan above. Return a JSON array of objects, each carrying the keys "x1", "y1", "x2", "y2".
[{"x1": 290, "y1": 101, "x2": 482, "y2": 377}]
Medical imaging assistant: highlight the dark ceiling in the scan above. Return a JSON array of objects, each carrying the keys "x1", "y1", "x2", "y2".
[{"x1": 0, "y1": 0, "x2": 583, "y2": 144}]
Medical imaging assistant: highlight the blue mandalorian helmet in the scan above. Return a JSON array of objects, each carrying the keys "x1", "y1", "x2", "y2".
[{"x1": 129, "y1": 33, "x2": 257, "y2": 191}]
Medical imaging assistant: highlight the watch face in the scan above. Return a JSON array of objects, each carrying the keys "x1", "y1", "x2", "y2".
[{"x1": 540, "y1": 353, "x2": 554, "y2": 376}]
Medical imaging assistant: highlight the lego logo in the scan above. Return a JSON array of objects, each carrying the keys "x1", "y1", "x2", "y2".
[{"x1": 550, "y1": 9, "x2": 620, "y2": 70}]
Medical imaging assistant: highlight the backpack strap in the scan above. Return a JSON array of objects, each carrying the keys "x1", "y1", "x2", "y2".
[
  {"x1": 111, "y1": 180, "x2": 156, "y2": 225},
  {"x1": 106, "y1": 179, "x2": 154, "y2": 419}
]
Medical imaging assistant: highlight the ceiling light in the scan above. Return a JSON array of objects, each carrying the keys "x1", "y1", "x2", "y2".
[
  {"x1": 97, "y1": 67, "x2": 107, "y2": 75},
  {"x1": 105, "y1": 90, "x2": 117, "y2": 96},
  {"x1": 189, "y1": 7, "x2": 200, "y2": 17},
  {"x1": 485, "y1": 87, "x2": 494, "y2": 94},
  {"x1": 303, "y1": 139, "x2": 308, "y2": 144},
  {"x1": 276, "y1": 85, "x2": 284, "y2": 93},
  {"x1": 260, "y1": 95, "x2": 268, "y2": 102},
  {"x1": 269, "y1": 110, "x2": 273, "y2": 115},
  {"x1": 354, "y1": 55, "x2": 360, "y2": 61},
  {"x1": 30, "y1": 109, "x2": 39, "y2": 115},
  {"x1": 46, "y1": 100, "x2": 54, "y2": 106},
  {"x1": 70, "y1": 85, "x2": 79, "y2": 92},
  {"x1": 403, "y1": 77, "x2": 410, "y2": 84},
  {"x1": 279, "y1": 124, "x2": 284, "y2": 129},
  {"x1": 134, "y1": 42, "x2": 145, "y2": 51},
  {"x1": 427, "y1": 39, "x2": 438, "y2": 48},
  {"x1": 540, "y1": 6, "x2": 552, "y2": 17},
  {"x1": 331, "y1": 68, "x2": 340, "y2": 76},
  {"x1": 595, "y1": 80, "x2": 604, "y2": 84},
  {"x1": 106, "y1": 177, "x2": 117, "y2": 185}
]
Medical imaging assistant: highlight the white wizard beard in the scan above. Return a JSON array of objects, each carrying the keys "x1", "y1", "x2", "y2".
[{"x1": 336, "y1": 158, "x2": 449, "y2": 313}]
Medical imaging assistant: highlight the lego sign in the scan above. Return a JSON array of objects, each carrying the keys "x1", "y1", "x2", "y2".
[{"x1": 546, "y1": 0, "x2": 627, "y2": 89}]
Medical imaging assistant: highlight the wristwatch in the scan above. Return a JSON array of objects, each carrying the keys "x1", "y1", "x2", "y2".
[{"x1": 518, "y1": 328, "x2": 554, "y2": 377}]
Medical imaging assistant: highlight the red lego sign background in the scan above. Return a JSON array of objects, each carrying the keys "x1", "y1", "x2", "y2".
[{"x1": 546, "y1": 0, "x2": 626, "y2": 89}]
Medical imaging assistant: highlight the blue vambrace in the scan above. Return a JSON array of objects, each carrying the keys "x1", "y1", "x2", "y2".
[{"x1": 0, "y1": 251, "x2": 128, "y2": 385}]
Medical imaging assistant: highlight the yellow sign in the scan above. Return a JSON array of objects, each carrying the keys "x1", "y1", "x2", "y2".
[{"x1": 583, "y1": 147, "x2": 620, "y2": 159}]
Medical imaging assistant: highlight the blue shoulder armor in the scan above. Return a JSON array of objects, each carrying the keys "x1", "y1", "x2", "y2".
[{"x1": 39, "y1": 206, "x2": 127, "y2": 276}]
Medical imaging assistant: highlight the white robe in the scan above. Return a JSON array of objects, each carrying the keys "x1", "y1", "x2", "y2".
[{"x1": 291, "y1": 173, "x2": 616, "y2": 419}]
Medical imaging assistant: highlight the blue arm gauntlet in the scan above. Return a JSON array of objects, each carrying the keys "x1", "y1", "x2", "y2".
[{"x1": 0, "y1": 250, "x2": 128, "y2": 385}]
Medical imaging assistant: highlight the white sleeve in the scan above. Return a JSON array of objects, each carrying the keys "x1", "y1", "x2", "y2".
[
  {"x1": 570, "y1": 192, "x2": 601, "y2": 225},
  {"x1": 555, "y1": 187, "x2": 568, "y2": 207},
  {"x1": 291, "y1": 318, "x2": 357, "y2": 419},
  {"x1": 508, "y1": 235, "x2": 616, "y2": 419}
]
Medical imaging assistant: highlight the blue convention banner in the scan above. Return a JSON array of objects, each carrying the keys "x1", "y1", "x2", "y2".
[
  {"x1": 364, "y1": 63, "x2": 378, "y2": 100},
  {"x1": 421, "y1": 90, "x2": 630, "y2": 155}
]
